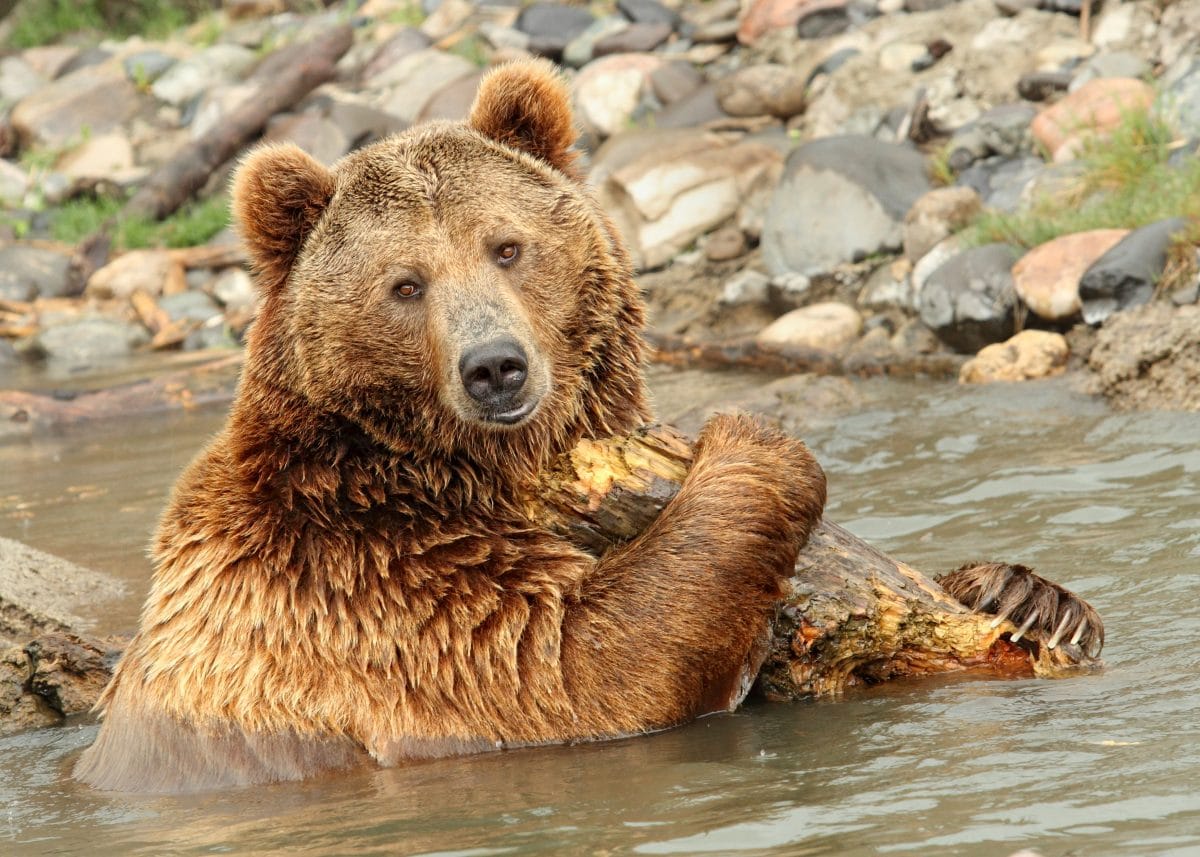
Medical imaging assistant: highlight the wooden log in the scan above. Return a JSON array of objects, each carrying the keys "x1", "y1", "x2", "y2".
[
  {"x1": 534, "y1": 425, "x2": 1104, "y2": 699},
  {"x1": 121, "y1": 24, "x2": 354, "y2": 223}
]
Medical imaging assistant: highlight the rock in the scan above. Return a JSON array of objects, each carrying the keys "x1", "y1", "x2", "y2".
[
  {"x1": 374, "y1": 49, "x2": 477, "y2": 124},
  {"x1": 737, "y1": 0, "x2": 809, "y2": 45},
  {"x1": 0, "y1": 160, "x2": 28, "y2": 206},
  {"x1": 761, "y1": 136, "x2": 931, "y2": 277},
  {"x1": 1030, "y1": 78, "x2": 1155, "y2": 162},
  {"x1": 516, "y1": 3, "x2": 597, "y2": 60},
  {"x1": 11, "y1": 63, "x2": 143, "y2": 149},
  {"x1": 122, "y1": 50, "x2": 177, "y2": 85},
  {"x1": 756, "y1": 301, "x2": 863, "y2": 352},
  {"x1": 795, "y1": 0, "x2": 855, "y2": 40},
  {"x1": 1069, "y1": 51, "x2": 1150, "y2": 93},
  {"x1": 574, "y1": 53, "x2": 663, "y2": 139},
  {"x1": 1017, "y1": 69, "x2": 1071, "y2": 102},
  {"x1": 1165, "y1": 62, "x2": 1200, "y2": 139},
  {"x1": 690, "y1": 18, "x2": 740, "y2": 43},
  {"x1": 58, "y1": 47, "x2": 112, "y2": 77},
  {"x1": 705, "y1": 226, "x2": 747, "y2": 262},
  {"x1": 57, "y1": 132, "x2": 145, "y2": 188},
  {"x1": 618, "y1": 0, "x2": 680, "y2": 28},
  {"x1": 361, "y1": 27, "x2": 433, "y2": 84},
  {"x1": 649, "y1": 61, "x2": 705, "y2": 105},
  {"x1": 715, "y1": 64, "x2": 806, "y2": 119},
  {"x1": 0, "y1": 56, "x2": 47, "y2": 104},
  {"x1": 1079, "y1": 218, "x2": 1189, "y2": 325},
  {"x1": 151, "y1": 44, "x2": 258, "y2": 106},
  {"x1": 23, "y1": 318, "x2": 149, "y2": 366},
  {"x1": 159, "y1": 291, "x2": 224, "y2": 324},
  {"x1": 0, "y1": 339, "x2": 16, "y2": 368},
  {"x1": 594, "y1": 22, "x2": 673, "y2": 57},
  {"x1": 654, "y1": 83, "x2": 729, "y2": 129},
  {"x1": 86, "y1": 249, "x2": 175, "y2": 300},
  {"x1": 324, "y1": 92, "x2": 408, "y2": 148},
  {"x1": 720, "y1": 269, "x2": 771, "y2": 305},
  {"x1": 0, "y1": 245, "x2": 73, "y2": 301},
  {"x1": 266, "y1": 112, "x2": 351, "y2": 165},
  {"x1": 770, "y1": 272, "x2": 813, "y2": 309},
  {"x1": 1012, "y1": 229, "x2": 1129, "y2": 321},
  {"x1": 21, "y1": 46, "x2": 78, "y2": 80},
  {"x1": 593, "y1": 129, "x2": 782, "y2": 269},
  {"x1": 959, "y1": 330, "x2": 1068, "y2": 383},
  {"x1": 946, "y1": 104, "x2": 1035, "y2": 170},
  {"x1": 903, "y1": 186, "x2": 982, "y2": 263},
  {"x1": 563, "y1": 17, "x2": 630, "y2": 68},
  {"x1": 954, "y1": 155, "x2": 1045, "y2": 213},
  {"x1": 879, "y1": 42, "x2": 927, "y2": 74},
  {"x1": 416, "y1": 71, "x2": 487, "y2": 123},
  {"x1": 211, "y1": 267, "x2": 256, "y2": 312},
  {"x1": 858, "y1": 259, "x2": 915, "y2": 312},
  {"x1": 917, "y1": 243, "x2": 1021, "y2": 353},
  {"x1": 1, "y1": 632, "x2": 126, "y2": 734},
  {"x1": 1088, "y1": 302, "x2": 1200, "y2": 410}
]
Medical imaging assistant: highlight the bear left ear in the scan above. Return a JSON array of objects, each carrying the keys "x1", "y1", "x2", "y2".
[
  {"x1": 231, "y1": 143, "x2": 336, "y2": 297},
  {"x1": 469, "y1": 59, "x2": 580, "y2": 178}
]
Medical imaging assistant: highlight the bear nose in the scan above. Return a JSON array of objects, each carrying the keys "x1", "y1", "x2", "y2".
[{"x1": 459, "y1": 338, "x2": 528, "y2": 408}]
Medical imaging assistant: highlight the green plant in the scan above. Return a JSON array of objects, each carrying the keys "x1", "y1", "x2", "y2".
[
  {"x1": 385, "y1": 2, "x2": 425, "y2": 27},
  {"x1": 6, "y1": 0, "x2": 216, "y2": 49},
  {"x1": 48, "y1": 193, "x2": 230, "y2": 249}
]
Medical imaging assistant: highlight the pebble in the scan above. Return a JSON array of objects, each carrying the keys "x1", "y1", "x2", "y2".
[
  {"x1": 756, "y1": 301, "x2": 863, "y2": 352},
  {"x1": 959, "y1": 330, "x2": 1068, "y2": 384},
  {"x1": 1013, "y1": 229, "x2": 1129, "y2": 321},
  {"x1": 594, "y1": 22, "x2": 673, "y2": 57},
  {"x1": 719, "y1": 269, "x2": 770, "y2": 305},
  {"x1": 715, "y1": 64, "x2": 807, "y2": 119},
  {"x1": 705, "y1": 226, "x2": 748, "y2": 261},
  {"x1": 618, "y1": 0, "x2": 681, "y2": 28}
]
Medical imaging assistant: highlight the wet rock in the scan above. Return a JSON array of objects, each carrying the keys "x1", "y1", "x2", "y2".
[
  {"x1": 0, "y1": 56, "x2": 47, "y2": 104},
  {"x1": 0, "y1": 245, "x2": 73, "y2": 301},
  {"x1": 86, "y1": 249, "x2": 174, "y2": 300},
  {"x1": 903, "y1": 186, "x2": 982, "y2": 263},
  {"x1": 11, "y1": 63, "x2": 143, "y2": 149},
  {"x1": 1087, "y1": 300, "x2": 1200, "y2": 411},
  {"x1": 575, "y1": 54, "x2": 663, "y2": 139},
  {"x1": 756, "y1": 301, "x2": 863, "y2": 352},
  {"x1": 1013, "y1": 229, "x2": 1129, "y2": 321},
  {"x1": 715, "y1": 64, "x2": 806, "y2": 119},
  {"x1": 1017, "y1": 69, "x2": 1071, "y2": 102},
  {"x1": 917, "y1": 243, "x2": 1021, "y2": 353},
  {"x1": 959, "y1": 330, "x2": 1068, "y2": 383},
  {"x1": 705, "y1": 226, "x2": 748, "y2": 262},
  {"x1": 618, "y1": 0, "x2": 680, "y2": 28},
  {"x1": 361, "y1": 27, "x2": 433, "y2": 83},
  {"x1": 122, "y1": 50, "x2": 177, "y2": 85},
  {"x1": 23, "y1": 318, "x2": 149, "y2": 366},
  {"x1": 1, "y1": 633, "x2": 126, "y2": 734},
  {"x1": 594, "y1": 22, "x2": 673, "y2": 57},
  {"x1": 761, "y1": 136, "x2": 931, "y2": 277},
  {"x1": 1079, "y1": 218, "x2": 1189, "y2": 325},
  {"x1": 593, "y1": 129, "x2": 782, "y2": 269},
  {"x1": 151, "y1": 44, "x2": 258, "y2": 106},
  {"x1": 720, "y1": 269, "x2": 770, "y2": 305},
  {"x1": 374, "y1": 49, "x2": 477, "y2": 124},
  {"x1": 1031, "y1": 78, "x2": 1155, "y2": 162},
  {"x1": 563, "y1": 17, "x2": 629, "y2": 68},
  {"x1": 517, "y1": 3, "x2": 597, "y2": 60}
]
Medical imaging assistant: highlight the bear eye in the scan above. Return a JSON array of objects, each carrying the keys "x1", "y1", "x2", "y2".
[
  {"x1": 394, "y1": 280, "x2": 422, "y2": 299},
  {"x1": 496, "y1": 243, "x2": 520, "y2": 267}
]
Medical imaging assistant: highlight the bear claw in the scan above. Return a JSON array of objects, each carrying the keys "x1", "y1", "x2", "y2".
[{"x1": 936, "y1": 562, "x2": 1104, "y2": 658}]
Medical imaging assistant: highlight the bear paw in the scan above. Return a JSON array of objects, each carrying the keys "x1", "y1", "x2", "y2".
[{"x1": 937, "y1": 562, "x2": 1104, "y2": 658}]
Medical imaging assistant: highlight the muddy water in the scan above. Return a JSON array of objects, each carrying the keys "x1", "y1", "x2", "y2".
[{"x1": 1, "y1": 370, "x2": 1198, "y2": 856}]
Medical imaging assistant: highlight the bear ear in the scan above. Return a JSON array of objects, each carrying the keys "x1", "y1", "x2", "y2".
[
  {"x1": 469, "y1": 59, "x2": 580, "y2": 177},
  {"x1": 231, "y1": 143, "x2": 336, "y2": 296}
]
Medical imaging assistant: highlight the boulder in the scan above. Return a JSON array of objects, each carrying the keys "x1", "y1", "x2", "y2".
[
  {"x1": 917, "y1": 243, "x2": 1021, "y2": 353},
  {"x1": 1012, "y1": 229, "x2": 1129, "y2": 321},
  {"x1": 1031, "y1": 78, "x2": 1155, "y2": 162},
  {"x1": 1079, "y1": 218, "x2": 1189, "y2": 325},
  {"x1": 23, "y1": 318, "x2": 149, "y2": 366},
  {"x1": 11, "y1": 63, "x2": 143, "y2": 149},
  {"x1": 0, "y1": 245, "x2": 73, "y2": 301},
  {"x1": 756, "y1": 301, "x2": 863, "y2": 352},
  {"x1": 959, "y1": 330, "x2": 1069, "y2": 383},
  {"x1": 761, "y1": 136, "x2": 931, "y2": 277}
]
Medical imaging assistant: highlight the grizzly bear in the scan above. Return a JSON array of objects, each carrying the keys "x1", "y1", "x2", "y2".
[{"x1": 74, "y1": 60, "x2": 827, "y2": 792}]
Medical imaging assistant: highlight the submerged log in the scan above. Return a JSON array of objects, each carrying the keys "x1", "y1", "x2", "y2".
[{"x1": 535, "y1": 425, "x2": 1104, "y2": 698}]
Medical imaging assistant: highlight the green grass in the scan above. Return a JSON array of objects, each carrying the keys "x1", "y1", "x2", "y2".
[
  {"x1": 964, "y1": 107, "x2": 1200, "y2": 249},
  {"x1": 49, "y1": 193, "x2": 230, "y2": 249},
  {"x1": 7, "y1": 0, "x2": 216, "y2": 49}
]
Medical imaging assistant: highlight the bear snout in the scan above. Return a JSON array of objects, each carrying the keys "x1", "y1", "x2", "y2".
[{"x1": 458, "y1": 338, "x2": 534, "y2": 423}]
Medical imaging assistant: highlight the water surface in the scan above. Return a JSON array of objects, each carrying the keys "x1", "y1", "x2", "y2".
[{"x1": 1, "y1": 370, "x2": 1196, "y2": 856}]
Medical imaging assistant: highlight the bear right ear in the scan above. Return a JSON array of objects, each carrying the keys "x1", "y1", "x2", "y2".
[
  {"x1": 469, "y1": 59, "x2": 580, "y2": 178},
  {"x1": 231, "y1": 144, "x2": 336, "y2": 296}
]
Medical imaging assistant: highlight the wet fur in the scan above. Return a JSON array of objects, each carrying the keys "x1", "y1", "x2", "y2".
[{"x1": 75, "y1": 62, "x2": 827, "y2": 792}]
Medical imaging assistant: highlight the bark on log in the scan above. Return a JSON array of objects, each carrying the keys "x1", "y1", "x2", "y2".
[
  {"x1": 121, "y1": 24, "x2": 354, "y2": 223},
  {"x1": 534, "y1": 424, "x2": 1104, "y2": 699}
]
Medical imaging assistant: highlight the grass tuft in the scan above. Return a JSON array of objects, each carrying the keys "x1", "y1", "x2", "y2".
[
  {"x1": 49, "y1": 193, "x2": 230, "y2": 250},
  {"x1": 7, "y1": 0, "x2": 216, "y2": 49}
]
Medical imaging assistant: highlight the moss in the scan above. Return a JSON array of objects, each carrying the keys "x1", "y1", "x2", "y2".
[{"x1": 964, "y1": 107, "x2": 1200, "y2": 249}]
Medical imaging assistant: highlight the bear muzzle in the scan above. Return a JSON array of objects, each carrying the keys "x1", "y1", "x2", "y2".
[{"x1": 458, "y1": 337, "x2": 539, "y2": 425}]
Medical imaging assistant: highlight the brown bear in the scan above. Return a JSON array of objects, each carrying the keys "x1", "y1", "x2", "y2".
[{"x1": 73, "y1": 60, "x2": 827, "y2": 793}]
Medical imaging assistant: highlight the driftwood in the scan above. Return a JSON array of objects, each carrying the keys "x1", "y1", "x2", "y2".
[
  {"x1": 535, "y1": 425, "x2": 1104, "y2": 698},
  {"x1": 121, "y1": 24, "x2": 354, "y2": 223},
  {"x1": 644, "y1": 330, "x2": 966, "y2": 380}
]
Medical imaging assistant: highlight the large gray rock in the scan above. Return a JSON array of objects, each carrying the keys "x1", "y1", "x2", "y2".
[
  {"x1": 23, "y1": 318, "x2": 149, "y2": 366},
  {"x1": 517, "y1": 3, "x2": 597, "y2": 60},
  {"x1": 0, "y1": 538, "x2": 123, "y2": 643},
  {"x1": 0, "y1": 245, "x2": 73, "y2": 301},
  {"x1": 151, "y1": 44, "x2": 257, "y2": 106},
  {"x1": 11, "y1": 63, "x2": 143, "y2": 149},
  {"x1": 618, "y1": 0, "x2": 680, "y2": 27},
  {"x1": 762, "y1": 136, "x2": 931, "y2": 276},
  {"x1": 1079, "y1": 218, "x2": 1189, "y2": 325},
  {"x1": 917, "y1": 243, "x2": 1022, "y2": 353}
]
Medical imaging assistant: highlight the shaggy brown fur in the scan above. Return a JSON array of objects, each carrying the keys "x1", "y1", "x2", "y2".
[{"x1": 75, "y1": 61, "x2": 827, "y2": 793}]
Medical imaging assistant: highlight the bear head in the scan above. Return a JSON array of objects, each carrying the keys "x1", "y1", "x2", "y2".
[{"x1": 230, "y1": 60, "x2": 650, "y2": 481}]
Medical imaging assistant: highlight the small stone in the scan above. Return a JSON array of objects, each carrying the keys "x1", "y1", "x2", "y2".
[
  {"x1": 771, "y1": 272, "x2": 813, "y2": 308},
  {"x1": 58, "y1": 132, "x2": 141, "y2": 186},
  {"x1": 86, "y1": 250, "x2": 175, "y2": 300},
  {"x1": 1079, "y1": 218, "x2": 1189, "y2": 324},
  {"x1": 151, "y1": 45, "x2": 258, "y2": 106},
  {"x1": 858, "y1": 259, "x2": 914, "y2": 312},
  {"x1": 0, "y1": 245, "x2": 73, "y2": 301},
  {"x1": 574, "y1": 53, "x2": 662, "y2": 139},
  {"x1": 736, "y1": 0, "x2": 808, "y2": 45},
  {"x1": 715, "y1": 64, "x2": 806, "y2": 119},
  {"x1": 122, "y1": 51, "x2": 177, "y2": 85},
  {"x1": 1013, "y1": 229, "x2": 1129, "y2": 321},
  {"x1": 795, "y1": 0, "x2": 852, "y2": 40},
  {"x1": 1069, "y1": 51, "x2": 1150, "y2": 93},
  {"x1": 649, "y1": 61, "x2": 704, "y2": 105},
  {"x1": 653, "y1": 83, "x2": 728, "y2": 129},
  {"x1": 159, "y1": 291, "x2": 223, "y2": 324},
  {"x1": 705, "y1": 226, "x2": 747, "y2": 261},
  {"x1": 1017, "y1": 70, "x2": 1072, "y2": 102},
  {"x1": 594, "y1": 22, "x2": 673, "y2": 57},
  {"x1": 563, "y1": 17, "x2": 630, "y2": 69},
  {"x1": 0, "y1": 161, "x2": 29, "y2": 207},
  {"x1": 719, "y1": 269, "x2": 770, "y2": 305},
  {"x1": 879, "y1": 42, "x2": 927, "y2": 74},
  {"x1": 211, "y1": 268, "x2": 257, "y2": 313},
  {"x1": 617, "y1": 0, "x2": 680, "y2": 28},
  {"x1": 21, "y1": 46, "x2": 78, "y2": 81},
  {"x1": 265, "y1": 113, "x2": 351, "y2": 165},
  {"x1": 516, "y1": 3, "x2": 597, "y2": 61},
  {"x1": 959, "y1": 330, "x2": 1068, "y2": 383},
  {"x1": 1031, "y1": 78, "x2": 1155, "y2": 162},
  {"x1": 917, "y1": 243, "x2": 1021, "y2": 353},
  {"x1": 756, "y1": 301, "x2": 863, "y2": 352},
  {"x1": 903, "y1": 186, "x2": 982, "y2": 263}
]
